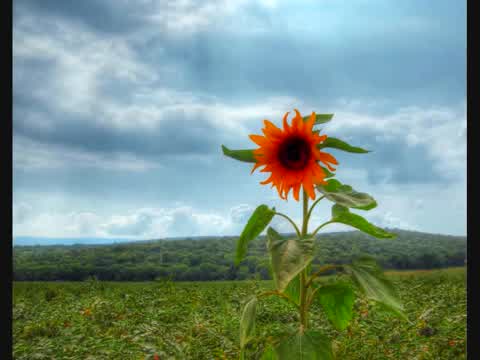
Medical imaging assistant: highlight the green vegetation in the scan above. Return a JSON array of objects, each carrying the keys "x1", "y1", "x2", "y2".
[
  {"x1": 13, "y1": 230, "x2": 465, "y2": 281},
  {"x1": 13, "y1": 268, "x2": 466, "y2": 359}
]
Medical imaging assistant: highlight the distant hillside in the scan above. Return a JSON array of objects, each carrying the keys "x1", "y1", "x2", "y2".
[
  {"x1": 13, "y1": 229, "x2": 466, "y2": 281},
  {"x1": 12, "y1": 235, "x2": 221, "y2": 246}
]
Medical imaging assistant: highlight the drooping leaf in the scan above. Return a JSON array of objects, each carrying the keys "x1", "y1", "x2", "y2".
[
  {"x1": 344, "y1": 256, "x2": 406, "y2": 319},
  {"x1": 235, "y1": 205, "x2": 276, "y2": 265},
  {"x1": 274, "y1": 330, "x2": 333, "y2": 360},
  {"x1": 302, "y1": 113, "x2": 334, "y2": 125},
  {"x1": 331, "y1": 205, "x2": 396, "y2": 239},
  {"x1": 240, "y1": 296, "x2": 257, "y2": 348},
  {"x1": 221, "y1": 145, "x2": 256, "y2": 163},
  {"x1": 315, "y1": 283, "x2": 355, "y2": 331},
  {"x1": 317, "y1": 179, "x2": 377, "y2": 210},
  {"x1": 267, "y1": 228, "x2": 314, "y2": 292},
  {"x1": 318, "y1": 137, "x2": 369, "y2": 153}
]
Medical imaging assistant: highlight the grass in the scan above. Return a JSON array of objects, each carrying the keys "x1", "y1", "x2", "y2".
[{"x1": 13, "y1": 267, "x2": 466, "y2": 359}]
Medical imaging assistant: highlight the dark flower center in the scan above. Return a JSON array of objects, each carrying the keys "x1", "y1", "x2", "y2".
[{"x1": 278, "y1": 137, "x2": 311, "y2": 170}]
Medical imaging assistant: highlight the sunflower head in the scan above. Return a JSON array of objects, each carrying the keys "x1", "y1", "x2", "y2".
[{"x1": 249, "y1": 109, "x2": 338, "y2": 201}]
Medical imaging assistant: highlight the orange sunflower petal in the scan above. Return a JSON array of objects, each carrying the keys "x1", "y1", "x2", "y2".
[
  {"x1": 293, "y1": 183, "x2": 301, "y2": 201},
  {"x1": 282, "y1": 112, "x2": 290, "y2": 132},
  {"x1": 305, "y1": 112, "x2": 315, "y2": 131},
  {"x1": 292, "y1": 109, "x2": 302, "y2": 131},
  {"x1": 249, "y1": 134, "x2": 268, "y2": 146}
]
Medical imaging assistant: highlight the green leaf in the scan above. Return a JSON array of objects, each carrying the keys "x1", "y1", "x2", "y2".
[
  {"x1": 320, "y1": 166, "x2": 335, "y2": 179},
  {"x1": 318, "y1": 137, "x2": 369, "y2": 153},
  {"x1": 267, "y1": 228, "x2": 314, "y2": 292},
  {"x1": 221, "y1": 145, "x2": 256, "y2": 163},
  {"x1": 302, "y1": 113, "x2": 334, "y2": 125},
  {"x1": 344, "y1": 256, "x2": 406, "y2": 319},
  {"x1": 284, "y1": 264, "x2": 312, "y2": 306},
  {"x1": 315, "y1": 283, "x2": 355, "y2": 331},
  {"x1": 284, "y1": 274, "x2": 301, "y2": 305},
  {"x1": 317, "y1": 179, "x2": 377, "y2": 210},
  {"x1": 275, "y1": 330, "x2": 333, "y2": 360},
  {"x1": 235, "y1": 205, "x2": 276, "y2": 265},
  {"x1": 260, "y1": 345, "x2": 278, "y2": 360},
  {"x1": 240, "y1": 296, "x2": 257, "y2": 348},
  {"x1": 331, "y1": 204, "x2": 396, "y2": 239}
]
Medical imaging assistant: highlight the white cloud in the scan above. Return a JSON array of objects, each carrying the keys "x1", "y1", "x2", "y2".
[
  {"x1": 229, "y1": 204, "x2": 255, "y2": 224},
  {"x1": 13, "y1": 14, "x2": 152, "y2": 115},
  {"x1": 12, "y1": 204, "x2": 256, "y2": 239},
  {"x1": 320, "y1": 101, "x2": 467, "y2": 180},
  {"x1": 144, "y1": 0, "x2": 251, "y2": 35}
]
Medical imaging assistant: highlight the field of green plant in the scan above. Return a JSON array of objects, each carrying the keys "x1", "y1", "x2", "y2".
[{"x1": 13, "y1": 267, "x2": 466, "y2": 360}]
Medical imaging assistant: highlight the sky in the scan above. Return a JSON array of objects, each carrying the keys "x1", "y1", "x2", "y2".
[{"x1": 12, "y1": 0, "x2": 467, "y2": 241}]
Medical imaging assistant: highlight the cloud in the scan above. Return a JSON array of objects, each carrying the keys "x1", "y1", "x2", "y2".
[
  {"x1": 13, "y1": 136, "x2": 159, "y2": 172},
  {"x1": 12, "y1": 0, "x2": 466, "y2": 238},
  {"x1": 230, "y1": 204, "x2": 255, "y2": 224},
  {"x1": 12, "y1": 202, "x2": 33, "y2": 224},
  {"x1": 319, "y1": 102, "x2": 467, "y2": 184},
  {"x1": 12, "y1": 204, "x2": 258, "y2": 239}
]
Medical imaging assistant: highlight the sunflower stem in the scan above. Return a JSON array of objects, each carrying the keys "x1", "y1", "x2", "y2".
[{"x1": 299, "y1": 190, "x2": 309, "y2": 329}]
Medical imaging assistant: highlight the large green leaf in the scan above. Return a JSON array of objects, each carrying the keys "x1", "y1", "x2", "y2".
[
  {"x1": 240, "y1": 296, "x2": 257, "y2": 348},
  {"x1": 317, "y1": 179, "x2": 377, "y2": 210},
  {"x1": 284, "y1": 263, "x2": 312, "y2": 305},
  {"x1": 221, "y1": 145, "x2": 256, "y2": 163},
  {"x1": 315, "y1": 283, "x2": 355, "y2": 331},
  {"x1": 235, "y1": 205, "x2": 276, "y2": 265},
  {"x1": 331, "y1": 205, "x2": 396, "y2": 239},
  {"x1": 284, "y1": 274, "x2": 301, "y2": 305},
  {"x1": 302, "y1": 113, "x2": 334, "y2": 125},
  {"x1": 275, "y1": 330, "x2": 333, "y2": 360},
  {"x1": 267, "y1": 228, "x2": 314, "y2": 292},
  {"x1": 344, "y1": 256, "x2": 406, "y2": 318},
  {"x1": 318, "y1": 137, "x2": 369, "y2": 153},
  {"x1": 260, "y1": 345, "x2": 278, "y2": 360}
]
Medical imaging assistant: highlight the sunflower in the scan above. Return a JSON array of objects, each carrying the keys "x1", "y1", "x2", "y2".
[{"x1": 249, "y1": 109, "x2": 338, "y2": 201}]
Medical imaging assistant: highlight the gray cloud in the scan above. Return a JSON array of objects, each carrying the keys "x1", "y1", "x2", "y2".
[{"x1": 12, "y1": 0, "x2": 467, "y2": 238}]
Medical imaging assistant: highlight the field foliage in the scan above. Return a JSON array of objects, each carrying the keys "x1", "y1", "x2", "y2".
[{"x1": 13, "y1": 268, "x2": 466, "y2": 359}]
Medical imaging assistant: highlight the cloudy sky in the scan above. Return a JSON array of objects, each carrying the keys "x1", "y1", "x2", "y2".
[{"x1": 13, "y1": 0, "x2": 466, "y2": 240}]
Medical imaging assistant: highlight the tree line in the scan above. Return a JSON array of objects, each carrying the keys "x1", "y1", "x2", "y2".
[{"x1": 13, "y1": 229, "x2": 466, "y2": 281}]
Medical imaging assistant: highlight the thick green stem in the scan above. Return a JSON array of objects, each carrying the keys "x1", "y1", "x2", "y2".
[
  {"x1": 299, "y1": 190, "x2": 309, "y2": 329},
  {"x1": 301, "y1": 190, "x2": 309, "y2": 236}
]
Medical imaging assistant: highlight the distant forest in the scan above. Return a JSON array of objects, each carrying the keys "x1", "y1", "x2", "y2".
[{"x1": 13, "y1": 229, "x2": 466, "y2": 281}]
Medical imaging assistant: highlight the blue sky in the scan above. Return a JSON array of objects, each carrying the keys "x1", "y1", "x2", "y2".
[{"x1": 13, "y1": 0, "x2": 466, "y2": 240}]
